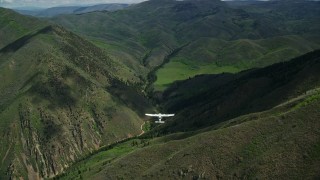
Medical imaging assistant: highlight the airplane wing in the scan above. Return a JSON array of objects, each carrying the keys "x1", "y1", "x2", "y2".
[
  {"x1": 161, "y1": 114, "x2": 175, "y2": 117},
  {"x1": 145, "y1": 114, "x2": 159, "y2": 117}
]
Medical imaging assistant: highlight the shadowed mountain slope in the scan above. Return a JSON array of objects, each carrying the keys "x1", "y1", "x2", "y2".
[
  {"x1": 91, "y1": 96, "x2": 320, "y2": 179},
  {"x1": 154, "y1": 49, "x2": 320, "y2": 133},
  {"x1": 154, "y1": 35, "x2": 319, "y2": 89},
  {"x1": 1, "y1": 1, "x2": 320, "y2": 179},
  {"x1": 0, "y1": 8, "x2": 46, "y2": 49},
  {"x1": 56, "y1": 50, "x2": 320, "y2": 179}
]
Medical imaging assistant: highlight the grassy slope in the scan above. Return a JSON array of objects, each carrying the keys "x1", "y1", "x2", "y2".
[
  {"x1": 0, "y1": 8, "x2": 47, "y2": 49},
  {"x1": 57, "y1": 87, "x2": 320, "y2": 179},
  {"x1": 0, "y1": 8, "x2": 153, "y2": 179},
  {"x1": 51, "y1": 10, "x2": 149, "y2": 80},
  {"x1": 154, "y1": 50, "x2": 320, "y2": 134},
  {"x1": 98, "y1": 93, "x2": 320, "y2": 179},
  {"x1": 154, "y1": 35, "x2": 320, "y2": 90},
  {"x1": 55, "y1": 49, "x2": 320, "y2": 180},
  {"x1": 0, "y1": 1, "x2": 319, "y2": 178},
  {"x1": 51, "y1": 0, "x2": 320, "y2": 91},
  {"x1": 55, "y1": 139, "x2": 148, "y2": 179}
]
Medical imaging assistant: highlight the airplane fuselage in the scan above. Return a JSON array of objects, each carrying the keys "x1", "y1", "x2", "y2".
[{"x1": 145, "y1": 113, "x2": 175, "y2": 123}]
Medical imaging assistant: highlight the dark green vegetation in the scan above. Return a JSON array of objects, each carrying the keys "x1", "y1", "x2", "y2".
[
  {"x1": 0, "y1": 8, "x2": 152, "y2": 179},
  {"x1": 1, "y1": 0, "x2": 320, "y2": 179},
  {"x1": 52, "y1": 0, "x2": 320, "y2": 90},
  {"x1": 0, "y1": 8, "x2": 46, "y2": 49},
  {"x1": 56, "y1": 50, "x2": 320, "y2": 179},
  {"x1": 155, "y1": 50, "x2": 320, "y2": 133}
]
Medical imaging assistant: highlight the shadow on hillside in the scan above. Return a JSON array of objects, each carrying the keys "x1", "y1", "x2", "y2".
[
  {"x1": 107, "y1": 78, "x2": 154, "y2": 117},
  {"x1": 155, "y1": 50, "x2": 320, "y2": 134},
  {"x1": 0, "y1": 26, "x2": 53, "y2": 53}
]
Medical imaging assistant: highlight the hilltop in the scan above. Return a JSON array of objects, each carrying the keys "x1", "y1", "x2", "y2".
[
  {"x1": 51, "y1": 0, "x2": 320, "y2": 90},
  {"x1": 0, "y1": 0, "x2": 320, "y2": 179},
  {"x1": 15, "y1": 4, "x2": 130, "y2": 17},
  {"x1": 0, "y1": 8, "x2": 46, "y2": 49}
]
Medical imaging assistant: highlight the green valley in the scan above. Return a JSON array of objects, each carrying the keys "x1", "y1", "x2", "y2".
[
  {"x1": 55, "y1": 50, "x2": 320, "y2": 179},
  {"x1": 57, "y1": 48, "x2": 320, "y2": 179},
  {"x1": 155, "y1": 35, "x2": 319, "y2": 89},
  {"x1": 59, "y1": 94, "x2": 320, "y2": 179},
  {"x1": 51, "y1": 0, "x2": 320, "y2": 90},
  {"x1": 0, "y1": 0, "x2": 319, "y2": 179}
]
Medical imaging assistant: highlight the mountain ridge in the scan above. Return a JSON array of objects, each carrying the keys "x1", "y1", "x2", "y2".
[
  {"x1": 0, "y1": 8, "x2": 153, "y2": 179},
  {"x1": 14, "y1": 3, "x2": 130, "y2": 17},
  {"x1": 51, "y1": 0, "x2": 320, "y2": 90},
  {"x1": 56, "y1": 50, "x2": 320, "y2": 179},
  {"x1": 0, "y1": 1, "x2": 320, "y2": 179}
]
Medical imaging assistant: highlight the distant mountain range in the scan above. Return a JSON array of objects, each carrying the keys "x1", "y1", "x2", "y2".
[
  {"x1": 51, "y1": 0, "x2": 320, "y2": 90},
  {"x1": 14, "y1": 3, "x2": 130, "y2": 17},
  {"x1": 0, "y1": 0, "x2": 320, "y2": 179}
]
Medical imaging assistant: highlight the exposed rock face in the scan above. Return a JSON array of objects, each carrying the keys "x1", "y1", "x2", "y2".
[{"x1": 16, "y1": 101, "x2": 102, "y2": 178}]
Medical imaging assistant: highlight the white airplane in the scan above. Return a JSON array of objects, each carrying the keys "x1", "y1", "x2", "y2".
[{"x1": 145, "y1": 113, "x2": 175, "y2": 123}]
